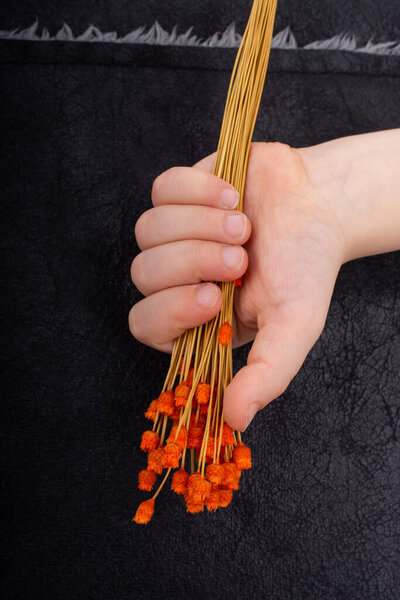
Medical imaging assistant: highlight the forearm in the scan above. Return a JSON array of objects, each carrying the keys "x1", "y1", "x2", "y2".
[{"x1": 300, "y1": 129, "x2": 400, "y2": 262}]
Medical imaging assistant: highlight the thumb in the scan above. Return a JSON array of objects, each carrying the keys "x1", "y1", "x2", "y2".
[{"x1": 223, "y1": 303, "x2": 326, "y2": 431}]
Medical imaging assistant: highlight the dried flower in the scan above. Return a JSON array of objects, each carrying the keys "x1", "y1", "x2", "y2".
[
  {"x1": 206, "y1": 463, "x2": 225, "y2": 485},
  {"x1": 195, "y1": 382, "x2": 211, "y2": 405},
  {"x1": 133, "y1": 499, "x2": 155, "y2": 524},
  {"x1": 174, "y1": 382, "x2": 191, "y2": 407},
  {"x1": 138, "y1": 469, "x2": 157, "y2": 492},
  {"x1": 218, "y1": 322, "x2": 233, "y2": 345},
  {"x1": 187, "y1": 473, "x2": 212, "y2": 503},
  {"x1": 233, "y1": 443, "x2": 252, "y2": 470},
  {"x1": 222, "y1": 461, "x2": 241, "y2": 490},
  {"x1": 147, "y1": 447, "x2": 164, "y2": 475},
  {"x1": 221, "y1": 423, "x2": 235, "y2": 446},
  {"x1": 144, "y1": 400, "x2": 158, "y2": 422},
  {"x1": 187, "y1": 424, "x2": 204, "y2": 449},
  {"x1": 140, "y1": 430, "x2": 160, "y2": 452},
  {"x1": 205, "y1": 486, "x2": 221, "y2": 512},
  {"x1": 157, "y1": 390, "x2": 175, "y2": 416},
  {"x1": 162, "y1": 443, "x2": 181, "y2": 468},
  {"x1": 171, "y1": 468, "x2": 189, "y2": 495},
  {"x1": 218, "y1": 489, "x2": 233, "y2": 508},
  {"x1": 167, "y1": 424, "x2": 188, "y2": 450}
]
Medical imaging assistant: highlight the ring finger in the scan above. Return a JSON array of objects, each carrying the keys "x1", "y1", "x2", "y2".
[{"x1": 131, "y1": 240, "x2": 248, "y2": 296}]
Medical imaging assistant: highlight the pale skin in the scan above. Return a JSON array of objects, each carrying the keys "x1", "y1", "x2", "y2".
[{"x1": 129, "y1": 129, "x2": 400, "y2": 432}]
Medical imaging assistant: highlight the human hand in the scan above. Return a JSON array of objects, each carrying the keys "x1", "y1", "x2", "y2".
[{"x1": 130, "y1": 131, "x2": 400, "y2": 431}]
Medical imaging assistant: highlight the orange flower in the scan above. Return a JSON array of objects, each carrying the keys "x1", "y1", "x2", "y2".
[
  {"x1": 218, "y1": 322, "x2": 233, "y2": 345},
  {"x1": 133, "y1": 498, "x2": 155, "y2": 525},
  {"x1": 174, "y1": 382, "x2": 191, "y2": 407},
  {"x1": 157, "y1": 390, "x2": 175, "y2": 416},
  {"x1": 187, "y1": 424, "x2": 204, "y2": 449},
  {"x1": 184, "y1": 489, "x2": 204, "y2": 513},
  {"x1": 162, "y1": 443, "x2": 181, "y2": 468},
  {"x1": 218, "y1": 489, "x2": 233, "y2": 508},
  {"x1": 140, "y1": 430, "x2": 160, "y2": 452},
  {"x1": 167, "y1": 424, "x2": 187, "y2": 451},
  {"x1": 138, "y1": 469, "x2": 157, "y2": 491},
  {"x1": 187, "y1": 472, "x2": 212, "y2": 503},
  {"x1": 221, "y1": 423, "x2": 235, "y2": 446},
  {"x1": 206, "y1": 463, "x2": 224, "y2": 485},
  {"x1": 144, "y1": 399, "x2": 158, "y2": 422},
  {"x1": 222, "y1": 461, "x2": 241, "y2": 490},
  {"x1": 205, "y1": 437, "x2": 215, "y2": 462},
  {"x1": 171, "y1": 467, "x2": 189, "y2": 495},
  {"x1": 147, "y1": 446, "x2": 164, "y2": 475},
  {"x1": 185, "y1": 498, "x2": 204, "y2": 514},
  {"x1": 205, "y1": 486, "x2": 220, "y2": 512},
  {"x1": 195, "y1": 382, "x2": 211, "y2": 405},
  {"x1": 233, "y1": 443, "x2": 252, "y2": 470}
]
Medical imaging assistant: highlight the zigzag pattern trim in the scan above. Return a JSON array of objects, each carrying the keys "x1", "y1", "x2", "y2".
[{"x1": 1, "y1": 21, "x2": 400, "y2": 55}]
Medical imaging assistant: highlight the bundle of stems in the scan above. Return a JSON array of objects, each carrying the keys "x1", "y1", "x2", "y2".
[{"x1": 133, "y1": 0, "x2": 278, "y2": 524}]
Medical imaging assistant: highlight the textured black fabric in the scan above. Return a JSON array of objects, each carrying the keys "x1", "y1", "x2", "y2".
[{"x1": 1, "y1": 3, "x2": 400, "y2": 600}]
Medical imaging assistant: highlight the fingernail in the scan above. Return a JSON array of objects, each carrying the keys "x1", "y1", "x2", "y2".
[
  {"x1": 224, "y1": 213, "x2": 246, "y2": 239},
  {"x1": 196, "y1": 283, "x2": 218, "y2": 308},
  {"x1": 220, "y1": 188, "x2": 240, "y2": 209},
  {"x1": 245, "y1": 402, "x2": 260, "y2": 430},
  {"x1": 221, "y1": 245, "x2": 244, "y2": 270}
]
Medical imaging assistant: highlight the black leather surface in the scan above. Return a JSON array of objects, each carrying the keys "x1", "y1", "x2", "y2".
[{"x1": 1, "y1": 2, "x2": 400, "y2": 599}]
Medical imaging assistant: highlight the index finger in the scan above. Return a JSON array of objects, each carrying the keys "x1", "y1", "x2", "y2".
[{"x1": 151, "y1": 162, "x2": 239, "y2": 210}]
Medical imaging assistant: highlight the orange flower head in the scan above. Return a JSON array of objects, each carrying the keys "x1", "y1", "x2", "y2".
[
  {"x1": 138, "y1": 469, "x2": 157, "y2": 492},
  {"x1": 140, "y1": 430, "x2": 160, "y2": 452},
  {"x1": 187, "y1": 472, "x2": 212, "y2": 503},
  {"x1": 171, "y1": 467, "x2": 189, "y2": 495},
  {"x1": 133, "y1": 498, "x2": 155, "y2": 525},
  {"x1": 233, "y1": 443, "x2": 252, "y2": 470},
  {"x1": 218, "y1": 322, "x2": 233, "y2": 345},
  {"x1": 144, "y1": 399, "x2": 158, "y2": 422},
  {"x1": 162, "y1": 443, "x2": 181, "y2": 468},
  {"x1": 206, "y1": 463, "x2": 225, "y2": 485},
  {"x1": 187, "y1": 424, "x2": 204, "y2": 449},
  {"x1": 218, "y1": 488, "x2": 233, "y2": 508},
  {"x1": 184, "y1": 489, "x2": 204, "y2": 513},
  {"x1": 185, "y1": 499, "x2": 204, "y2": 514},
  {"x1": 157, "y1": 390, "x2": 175, "y2": 416},
  {"x1": 174, "y1": 382, "x2": 191, "y2": 407},
  {"x1": 147, "y1": 446, "x2": 164, "y2": 475},
  {"x1": 195, "y1": 382, "x2": 211, "y2": 405},
  {"x1": 205, "y1": 486, "x2": 221, "y2": 512},
  {"x1": 222, "y1": 461, "x2": 241, "y2": 490},
  {"x1": 221, "y1": 423, "x2": 235, "y2": 446},
  {"x1": 234, "y1": 277, "x2": 243, "y2": 287},
  {"x1": 167, "y1": 424, "x2": 188, "y2": 451},
  {"x1": 205, "y1": 437, "x2": 215, "y2": 462}
]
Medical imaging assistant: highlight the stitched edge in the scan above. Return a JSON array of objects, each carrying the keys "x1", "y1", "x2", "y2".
[{"x1": 1, "y1": 21, "x2": 400, "y2": 55}]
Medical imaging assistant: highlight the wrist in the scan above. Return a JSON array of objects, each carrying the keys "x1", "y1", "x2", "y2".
[{"x1": 299, "y1": 130, "x2": 400, "y2": 263}]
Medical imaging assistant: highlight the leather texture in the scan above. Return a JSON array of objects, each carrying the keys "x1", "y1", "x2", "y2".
[{"x1": 1, "y1": 2, "x2": 400, "y2": 599}]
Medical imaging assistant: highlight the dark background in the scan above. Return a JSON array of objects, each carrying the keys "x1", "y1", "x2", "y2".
[{"x1": 1, "y1": 2, "x2": 400, "y2": 599}]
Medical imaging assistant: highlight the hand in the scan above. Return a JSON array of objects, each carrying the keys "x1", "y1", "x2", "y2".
[{"x1": 130, "y1": 131, "x2": 400, "y2": 431}]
